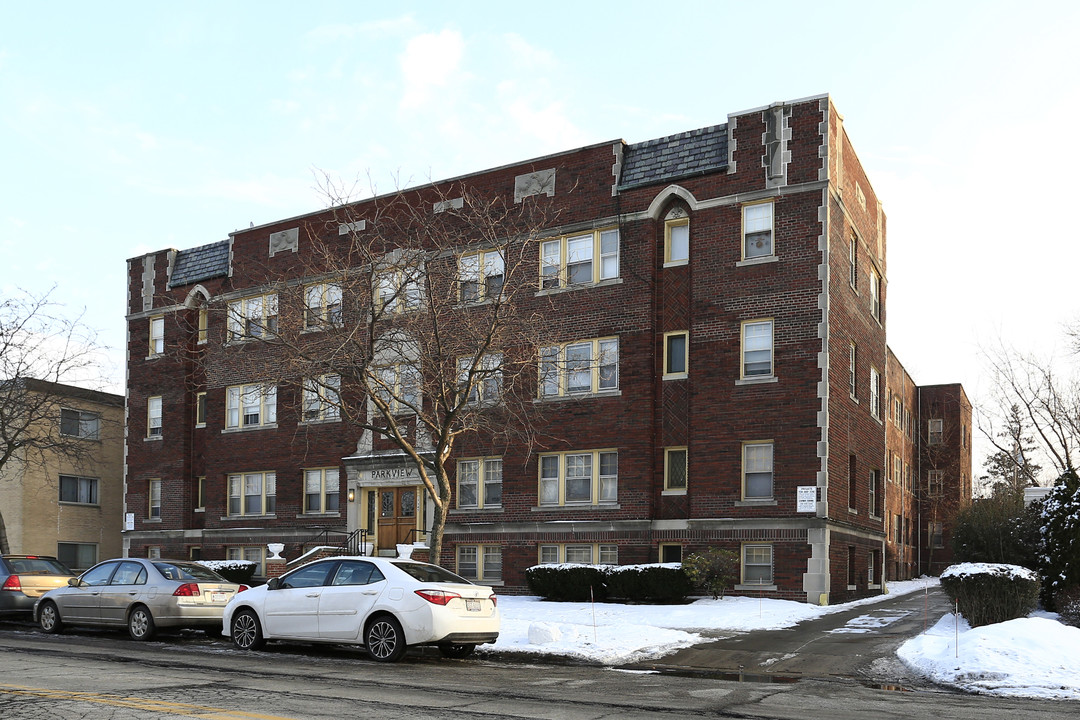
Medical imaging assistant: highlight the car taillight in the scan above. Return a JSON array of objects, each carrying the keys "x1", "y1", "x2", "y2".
[
  {"x1": 237, "y1": 585, "x2": 249, "y2": 593},
  {"x1": 1, "y1": 575, "x2": 21, "y2": 592},
  {"x1": 415, "y1": 589, "x2": 460, "y2": 606},
  {"x1": 489, "y1": 593, "x2": 497, "y2": 607},
  {"x1": 172, "y1": 583, "x2": 201, "y2": 597}
]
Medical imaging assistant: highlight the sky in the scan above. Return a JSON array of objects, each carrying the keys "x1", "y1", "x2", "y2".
[{"x1": 2, "y1": 1, "x2": 1078, "y2": 478}]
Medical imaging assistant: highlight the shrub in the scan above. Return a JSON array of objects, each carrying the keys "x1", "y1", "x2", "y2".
[
  {"x1": 1037, "y1": 470, "x2": 1080, "y2": 609},
  {"x1": 197, "y1": 559, "x2": 257, "y2": 584},
  {"x1": 939, "y1": 562, "x2": 1040, "y2": 627},
  {"x1": 605, "y1": 565, "x2": 694, "y2": 602},
  {"x1": 682, "y1": 548, "x2": 739, "y2": 599},
  {"x1": 525, "y1": 565, "x2": 607, "y2": 602},
  {"x1": 1055, "y1": 586, "x2": 1080, "y2": 627}
]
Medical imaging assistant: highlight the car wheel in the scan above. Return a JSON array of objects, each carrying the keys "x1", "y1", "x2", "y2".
[
  {"x1": 438, "y1": 643, "x2": 475, "y2": 659},
  {"x1": 365, "y1": 615, "x2": 406, "y2": 662},
  {"x1": 128, "y1": 605, "x2": 156, "y2": 640},
  {"x1": 38, "y1": 601, "x2": 63, "y2": 634},
  {"x1": 231, "y1": 609, "x2": 265, "y2": 650}
]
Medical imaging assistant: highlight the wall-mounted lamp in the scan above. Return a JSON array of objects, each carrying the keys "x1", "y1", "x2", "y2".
[{"x1": 348, "y1": 489, "x2": 356, "y2": 503}]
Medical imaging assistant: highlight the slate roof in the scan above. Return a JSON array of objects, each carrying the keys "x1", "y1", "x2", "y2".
[
  {"x1": 619, "y1": 124, "x2": 728, "y2": 190},
  {"x1": 169, "y1": 240, "x2": 230, "y2": 288}
]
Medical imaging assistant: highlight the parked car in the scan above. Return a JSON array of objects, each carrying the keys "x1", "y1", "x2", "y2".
[
  {"x1": 0, "y1": 555, "x2": 76, "y2": 616},
  {"x1": 223, "y1": 556, "x2": 499, "y2": 662},
  {"x1": 35, "y1": 558, "x2": 246, "y2": 640}
]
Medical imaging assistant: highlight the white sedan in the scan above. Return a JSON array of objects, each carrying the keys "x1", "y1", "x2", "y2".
[{"x1": 222, "y1": 556, "x2": 499, "y2": 662}]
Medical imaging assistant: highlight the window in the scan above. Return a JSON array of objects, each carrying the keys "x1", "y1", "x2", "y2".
[
  {"x1": 928, "y1": 418, "x2": 943, "y2": 444},
  {"x1": 743, "y1": 441, "x2": 774, "y2": 499},
  {"x1": 227, "y1": 293, "x2": 278, "y2": 340},
  {"x1": 665, "y1": 217, "x2": 689, "y2": 265},
  {"x1": 60, "y1": 408, "x2": 99, "y2": 440},
  {"x1": 227, "y1": 546, "x2": 266, "y2": 576},
  {"x1": 869, "y1": 367, "x2": 880, "y2": 419},
  {"x1": 59, "y1": 475, "x2": 98, "y2": 505},
  {"x1": 228, "y1": 472, "x2": 276, "y2": 516},
  {"x1": 195, "y1": 476, "x2": 205, "y2": 511},
  {"x1": 147, "y1": 396, "x2": 162, "y2": 437},
  {"x1": 149, "y1": 316, "x2": 164, "y2": 355},
  {"x1": 663, "y1": 332, "x2": 688, "y2": 379},
  {"x1": 664, "y1": 448, "x2": 688, "y2": 492},
  {"x1": 375, "y1": 267, "x2": 423, "y2": 314},
  {"x1": 538, "y1": 450, "x2": 617, "y2": 506},
  {"x1": 893, "y1": 397, "x2": 903, "y2": 426},
  {"x1": 538, "y1": 544, "x2": 617, "y2": 565},
  {"x1": 195, "y1": 392, "x2": 207, "y2": 427},
  {"x1": 660, "y1": 544, "x2": 683, "y2": 563},
  {"x1": 458, "y1": 353, "x2": 502, "y2": 404},
  {"x1": 147, "y1": 547, "x2": 161, "y2": 561},
  {"x1": 540, "y1": 228, "x2": 619, "y2": 289},
  {"x1": 741, "y1": 320, "x2": 774, "y2": 378},
  {"x1": 457, "y1": 458, "x2": 502, "y2": 509},
  {"x1": 302, "y1": 375, "x2": 341, "y2": 421},
  {"x1": 928, "y1": 470, "x2": 944, "y2": 496},
  {"x1": 456, "y1": 545, "x2": 502, "y2": 581},
  {"x1": 869, "y1": 469, "x2": 880, "y2": 517},
  {"x1": 372, "y1": 364, "x2": 421, "y2": 413},
  {"x1": 304, "y1": 468, "x2": 340, "y2": 514},
  {"x1": 458, "y1": 249, "x2": 505, "y2": 303},
  {"x1": 893, "y1": 514, "x2": 902, "y2": 544},
  {"x1": 847, "y1": 546, "x2": 857, "y2": 588},
  {"x1": 742, "y1": 202, "x2": 774, "y2": 259},
  {"x1": 149, "y1": 479, "x2": 162, "y2": 519},
  {"x1": 197, "y1": 307, "x2": 209, "y2": 344},
  {"x1": 848, "y1": 343, "x2": 857, "y2": 399},
  {"x1": 929, "y1": 521, "x2": 944, "y2": 549},
  {"x1": 304, "y1": 282, "x2": 343, "y2": 329},
  {"x1": 226, "y1": 383, "x2": 277, "y2": 428},
  {"x1": 56, "y1": 542, "x2": 97, "y2": 572},
  {"x1": 539, "y1": 338, "x2": 618, "y2": 397},
  {"x1": 869, "y1": 267, "x2": 881, "y2": 321},
  {"x1": 869, "y1": 549, "x2": 880, "y2": 586},
  {"x1": 848, "y1": 455, "x2": 857, "y2": 510},
  {"x1": 848, "y1": 232, "x2": 858, "y2": 289},
  {"x1": 893, "y1": 455, "x2": 902, "y2": 488},
  {"x1": 742, "y1": 544, "x2": 773, "y2": 586}
]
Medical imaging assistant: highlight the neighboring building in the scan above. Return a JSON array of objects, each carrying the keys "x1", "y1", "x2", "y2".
[
  {"x1": 0, "y1": 380, "x2": 124, "y2": 570},
  {"x1": 123, "y1": 94, "x2": 971, "y2": 603}
]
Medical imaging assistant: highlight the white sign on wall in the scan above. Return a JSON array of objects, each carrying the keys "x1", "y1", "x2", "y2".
[
  {"x1": 124, "y1": 513, "x2": 135, "y2": 531},
  {"x1": 797, "y1": 486, "x2": 818, "y2": 513}
]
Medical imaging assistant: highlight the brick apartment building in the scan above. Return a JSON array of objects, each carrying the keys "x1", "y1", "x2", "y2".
[{"x1": 123, "y1": 94, "x2": 971, "y2": 604}]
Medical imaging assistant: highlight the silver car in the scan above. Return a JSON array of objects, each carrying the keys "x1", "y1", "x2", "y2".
[{"x1": 35, "y1": 558, "x2": 245, "y2": 640}]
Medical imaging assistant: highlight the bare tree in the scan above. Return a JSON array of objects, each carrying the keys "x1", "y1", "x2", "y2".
[
  {"x1": 209, "y1": 180, "x2": 564, "y2": 563},
  {"x1": 0, "y1": 287, "x2": 110, "y2": 553}
]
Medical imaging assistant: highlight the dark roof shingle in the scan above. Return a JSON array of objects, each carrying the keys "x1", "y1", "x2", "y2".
[
  {"x1": 169, "y1": 240, "x2": 230, "y2": 288},
  {"x1": 619, "y1": 124, "x2": 728, "y2": 190}
]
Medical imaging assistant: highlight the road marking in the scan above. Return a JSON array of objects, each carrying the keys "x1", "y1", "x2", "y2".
[
  {"x1": 0, "y1": 683, "x2": 297, "y2": 719},
  {"x1": 827, "y1": 612, "x2": 910, "y2": 634}
]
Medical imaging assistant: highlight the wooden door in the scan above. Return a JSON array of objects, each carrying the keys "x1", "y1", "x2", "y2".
[{"x1": 377, "y1": 487, "x2": 417, "y2": 550}]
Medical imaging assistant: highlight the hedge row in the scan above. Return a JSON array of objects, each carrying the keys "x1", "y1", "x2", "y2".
[
  {"x1": 524, "y1": 564, "x2": 692, "y2": 603},
  {"x1": 939, "y1": 563, "x2": 1040, "y2": 627}
]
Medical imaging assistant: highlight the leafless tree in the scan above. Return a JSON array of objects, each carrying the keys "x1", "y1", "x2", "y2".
[
  {"x1": 209, "y1": 179, "x2": 564, "y2": 562},
  {"x1": 0, "y1": 287, "x2": 110, "y2": 553}
]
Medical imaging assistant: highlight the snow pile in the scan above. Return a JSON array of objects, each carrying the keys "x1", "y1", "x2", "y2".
[
  {"x1": 898, "y1": 613, "x2": 1080, "y2": 699},
  {"x1": 940, "y1": 562, "x2": 1038, "y2": 582}
]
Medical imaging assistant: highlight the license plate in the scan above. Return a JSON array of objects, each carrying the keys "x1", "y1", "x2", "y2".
[
  {"x1": 211, "y1": 592, "x2": 228, "y2": 603},
  {"x1": 465, "y1": 598, "x2": 481, "y2": 612}
]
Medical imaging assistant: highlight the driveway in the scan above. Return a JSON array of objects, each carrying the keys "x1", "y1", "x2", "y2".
[{"x1": 628, "y1": 585, "x2": 952, "y2": 688}]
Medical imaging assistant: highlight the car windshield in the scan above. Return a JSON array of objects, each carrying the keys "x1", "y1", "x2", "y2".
[
  {"x1": 153, "y1": 562, "x2": 227, "y2": 583},
  {"x1": 6, "y1": 558, "x2": 72, "y2": 575},
  {"x1": 390, "y1": 561, "x2": 471, "y2": 585}
]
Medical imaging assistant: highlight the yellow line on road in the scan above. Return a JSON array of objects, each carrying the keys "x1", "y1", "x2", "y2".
[{"x1": 0, "y1": 683, "x2": 298, "y2": 719}]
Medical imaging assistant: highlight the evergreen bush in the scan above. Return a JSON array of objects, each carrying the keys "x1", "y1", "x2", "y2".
[
  {"x1": 1036, "y1": 470, "x2": 1080, "y2": 610},
  {"x1": 524, "y1": 565, "x2": 607, "y2": 602},
  {"x1": 681, "y1": 548, "x2": 739, "y2": 599},
  {"x1": 939, "y1": 563, "x2": 1040, "y2": 627},
  {"x1": 605, "y1": 565, "x2": 694, "y2": 602},
  {"x1": 1054, "y1": 586, "x2": 1080, "y2": 627}
]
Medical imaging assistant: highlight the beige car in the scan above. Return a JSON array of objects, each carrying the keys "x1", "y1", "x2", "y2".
[
  {"x1": 1, "y1": 555, "x2": 76, "y2": 615},
  {"x1": 35, "y1": 558, "x2": 246, "y2": 640}
]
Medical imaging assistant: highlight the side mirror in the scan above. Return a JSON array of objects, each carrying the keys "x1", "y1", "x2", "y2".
[
  {"x1": 266, "y1": 577, "x2": 281, "y2": 591},
  {"x1": 67, "y1": 577, "x2": 81, "y2": 587}
]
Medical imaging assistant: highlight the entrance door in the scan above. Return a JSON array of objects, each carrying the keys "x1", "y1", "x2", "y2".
[{"x1": 377, "y1": 487, "x2": 417, "y2": 551}]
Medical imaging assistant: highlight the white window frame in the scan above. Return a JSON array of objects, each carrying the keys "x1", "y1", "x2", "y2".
[
  {"x1": 537, "y1": 543, "x2": 618, "y2": 565},
  {"x1": 147, "y1": 396, "x2": 162, "y2": 437},
  {"x1": 539, "y1": 337, "x2": 618, "y2": 397},
  {"x1": 458, "y1": 249, "x2": 505, "y2": 303},
  {"x1": 869, "y1": 367, "x2": 881, "y2": 419},
  {"x1": 149, "y1": 316, "x2": 164, "y2": 355},
  {"x1": 664, "y1": 217, "x2": 689, "y2": 266},
  {"x1": 742, "y1": 441, "x2": 774, "y2": 500},
  {"x1": 228, "y1": 471, "x2": 276, "y2": 517},
  {"x1": 742, "y1": 202, "x2": 774, "y2": 260},
  {"x1": 741, "y1": 319, "x2": 774, "y2": 379},
  {"x1": 538, "y1": 450, "x2": 618, "y2": 506},
  {"x1": 457, "y1": 457, "x2": 503, "y2": 509},
  {"x1": 303, "y1": 468, "x2": 340, "y2": 514},
  {"x1": 302, "y1": 375, "x2": 341, "y2": 422},
  {"x1": 741, "y1": 543, "x2": 774, "y2": 586},
  {"x1": 869, "y1": 469, "x2": 880, "y2": 517},
  {"x1": 458, "y1": 353, "x2": 503, "y2": 405},
  {"x1": 227, "y1": 293, "x2": 278, "y2": 341},
  {"x1": 60, "y1": 408, "x2": 100, "y2": 439},
  {"x1": 928, "y1": 418, "x2": 943, "y2": 444},
  {"x1": 663, "y1": 331, "x2": 688, "y2": 379},
  {"x1": 226, "y1": 383, "x2": 277, "y2": 429},
  {"x1": 59, "y1": 475, "x2": 99, "y2": 505},
  {"x1": 456, "y1": 544, "x2": 502, "y2": 582},
  {"x1": 848, "y1": 343, "x2": 857, "y2": 399},
  {"x1": 869, "y1": 267, "x2": 881, "y2": 321},
  {"x1": 304, "y1": 282, "x2": 343, "y2": 329},
  {"x1": 149, "y1": 478, "x2": 162, "y2": 519},
  {"x1": 664, "y1": 447, "x2": 688, "y2": 493},
  {"x1": 539, "y1": 227, "x2": 619, "y2": 289}
]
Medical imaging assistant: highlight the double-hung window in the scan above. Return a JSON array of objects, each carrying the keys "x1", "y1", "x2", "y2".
[
  {"x1": 743, "y1": 441, "x2": 774, "y2": 499},
  {"x1": 741, "y1": 320, "x2": 774, "y2": 378},
  {"x1": 226, "y1": 384, "x2": 277, "y2": 429},
  {"x1": 227, "y1": 294, "x2": 278, "y2": 340},
  {"x1": 304, "y1": 468, "x2": 340, "y2": 514},
  {"x1": 304, "y1": 283, "x2": 342, "y2": 329},
  {"x1": 538, "y1": 450, "x2": 617, "y2": 506},
  {"x1": 869, "y1": 267, "x2": 881, "y2": 321},
  {"x1": 928, "y1": 470, "x2": 944, "y2": 496},
  {"x1": 742, "y1": 202, "x2": 774, "y2": 259},
  {"x1": 457, "y1": 457, "x2": 503, "y2": 509},
  {"x1": 928, "y1": 418, "x2": 943, "y2": 444},
  {"x1": 869, "y1": 368, "x2": 881, "y2": 419},
  {"x1": 741, "y1": 544, "x2": 774, "y2": 586},
  {"x1": 848, "y1": 343, "x2": 857, "y2": 399},
  {"x1": 60, "y1": 408, "x2": 100, "y2": 439},
  {"x1": 538, "y1": 544, "x2": 618, "y2": 565},
  {"x1": 849, "y1": 233, "x2": 858, "y2": 289},
  {"x1": 59, "y1": 475, "x2": 99, "y2": 505},
  {"x1": 149, "y1": 316, "x2": 164, "y2": 355},
  {"x1": 147, "y1": 396, "x2": 162, "y2": 437},
  {"x1": 458, "y1": 353, "x2": 502, "y2": 404},
  {"x1": 539, "y1": 338, "x2": 618, "y2": 397},
  {"x1": 228, "y1": 471, "x2": 276, "y2": 516},
  {"x1": 665, "y1": 217, "x2": 689, "y2": 265},
  {"x1": 540, "y1": 228, "x2": 619, "y2": 289},
  {"x1": 302, "y1": 375, "x2": 341, "y2": 421},
  {"x1": 372, "y1": 364, "x2": 421, "y2": 413},
  {"x1": 869, "y1": 469, "x2": 880, "y2": 517},
  {"x1": 375, "y1": 267, "x2": 423, "y2": 314},
  {"x1": 148, "y1": 479, "x2": 162, "y2": 519},
  {"x1": 458, "y1": 249, "x2": 505, "y2": 303},
  {"x1": 456, "y1": 545, "x2": 502, "y2": 581}
]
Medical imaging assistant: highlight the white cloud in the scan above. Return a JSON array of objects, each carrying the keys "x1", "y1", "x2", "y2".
[
  {"x1": 399, "y1": 29, "x2": 465, "y2": 111},
  {"x1": 305, "y1": 15, "x2": 417, "y2": 43},
  {"x1": 501, "y1": 33, "x2": 555, "y2": 70}
]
